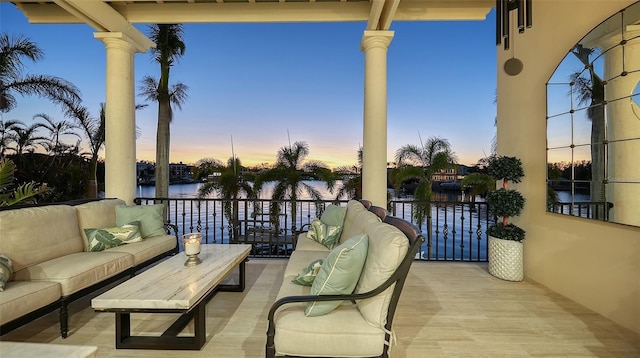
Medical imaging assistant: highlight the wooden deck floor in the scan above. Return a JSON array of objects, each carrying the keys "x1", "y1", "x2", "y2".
[{"x1": 1, "y1": 260, "x2": 638, "y2": 357}]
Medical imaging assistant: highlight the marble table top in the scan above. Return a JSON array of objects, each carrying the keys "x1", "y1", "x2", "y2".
[
  {"x1": 91, "y1": 244, "x2": 251, "y2": 311},
  {"x1": 0, "y1": 342, "x2": 98, "y2": 358}
]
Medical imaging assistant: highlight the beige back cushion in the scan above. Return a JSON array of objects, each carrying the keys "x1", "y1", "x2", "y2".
[
  {"x1": 75, "y1": 199, "x2": 126, "y2": 250},
  {"x1": 0, "y1": 205, "x2": 83, "y2": 271},
  {"x1": 340, "y1": 200, "x2": 380, "y2": 244},
  {"x1": 354, "y1": 220, "x2": 408, "y2": 328}
]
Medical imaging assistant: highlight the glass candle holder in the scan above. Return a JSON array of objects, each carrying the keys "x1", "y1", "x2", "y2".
[{"x1": 182, "y1": 232, "x2": 203, "y2": 267}]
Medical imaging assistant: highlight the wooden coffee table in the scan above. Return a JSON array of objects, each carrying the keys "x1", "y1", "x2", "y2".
[{"x1": 91, "y1": 244, "x2": 251, "y2": 350}]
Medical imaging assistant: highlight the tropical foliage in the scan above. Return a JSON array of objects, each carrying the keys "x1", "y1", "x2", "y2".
[
  {"x1": 569, "y1": 44, "x2": 605, "y2": 217},
  {"x1": 254, "y1": 141, "x2": 335, "y2": 233},
  {"x1": 391, "y1": 136, "x2": 457, "y2": 227},
  {"x1": 0, "y1": 33, "x2": 80, "y2": 113},
  {"x1": 197, "y1": 157, "x2": 254, "y2": 241},
  {"x1": 0, "y1": 157, "x2": 49, "y2": 207},
  {"x1": 461, "y1": 172, "x2": 495, "y2": 203},
  {"x1": 334, "y1": 147, "x2": 362, "y2": 201},
  {"x1": 138, "y1": 24, "x2": 189, "y2": 201}
]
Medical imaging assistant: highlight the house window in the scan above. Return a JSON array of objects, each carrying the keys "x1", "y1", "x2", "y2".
[{"x1": 546, "y1": 1, "x2": 640, "y2": 228}]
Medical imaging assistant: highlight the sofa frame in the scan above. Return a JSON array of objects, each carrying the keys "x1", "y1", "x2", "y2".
[
  {"x1": 0, "y1": 198, "x2": 179, "y2": 338},
  {"x1": 266, "y1": 209, "x2": 424, "y2": 358}
]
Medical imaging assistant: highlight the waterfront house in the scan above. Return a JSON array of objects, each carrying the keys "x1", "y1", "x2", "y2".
[{"x1": 1, "y1": 0, "x2": 638, "y2": 355}]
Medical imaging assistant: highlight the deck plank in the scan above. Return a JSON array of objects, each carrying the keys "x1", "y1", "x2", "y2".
[{"x1": 1, "y1": 260, "x2": 638, "y2": 357}]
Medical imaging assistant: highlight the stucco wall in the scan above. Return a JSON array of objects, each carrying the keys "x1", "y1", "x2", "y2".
[{"x1": 496, "y1": 0, "x2": 640, "y2": 334}]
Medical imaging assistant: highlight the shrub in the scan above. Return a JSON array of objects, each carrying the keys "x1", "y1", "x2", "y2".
[{"x1": 486, "y1": 156, "x2": 526, "y2": 242}]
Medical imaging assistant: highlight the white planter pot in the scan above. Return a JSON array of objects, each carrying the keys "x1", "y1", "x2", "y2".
[{"x1": 488, "y1": 236, "x2": 524, "y2": 282}]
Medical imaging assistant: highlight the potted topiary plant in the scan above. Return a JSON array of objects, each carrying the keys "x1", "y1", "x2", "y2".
[{"x1": 485, "y1": 155, "x2": 526, "y2": 281}]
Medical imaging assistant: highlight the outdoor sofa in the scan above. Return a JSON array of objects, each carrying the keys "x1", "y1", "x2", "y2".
[
  {"x1": 266, "y1": 199, "x2": 423, "y2": 358},
  {"x1": 0, "y1": 198, "x2": 178, "y2": 338}
]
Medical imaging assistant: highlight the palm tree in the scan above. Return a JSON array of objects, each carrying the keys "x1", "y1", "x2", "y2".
[
  {"x1": 34, "y1": 113, "x2": 80, "y2": 155},
  {"x1": 61, "y1": 101, "x2": 105, "y2": 198},
  {"x1": 334, "y1": 147, "x2": 362, "y2": 201},
  {"x1": 461, "y1": 172, "x2": 495, "y2": 208},
  {"x1": 138, "y1": 24, "x2": 189, "y2": 200},
  {"x1": 569, "y1": 44, "x2": 605, "y2": 217},
  {"x1": 7, "y1": 122, "x2": 47, "y2": 155},
  {"x1": 0, "y1": 33, "x2": 80, "y2": 113},
  {"x1": 197, "y1": 157, "x2": 254, "y2": 241},
  {"x1": 391, "y1": 136, "x2": 457, "y2": 230},
  {"x1": 0, "y1": 119, "x2": 23, "y2": 155},
  {"x1": 254, "y1": 141, "x2": 335, "y2": 234}
]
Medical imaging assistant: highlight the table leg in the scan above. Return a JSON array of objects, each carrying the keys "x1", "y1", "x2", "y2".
[
  {"x1": 113, "y1": 305, "x2": 206, "y2": 350},
  {"x1": 218, "y1": 258, "x2": 246, "y2": 292}
]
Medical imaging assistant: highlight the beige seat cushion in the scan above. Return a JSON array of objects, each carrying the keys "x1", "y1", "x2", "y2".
[
  {"x1": 0, "y1": 281, "x2": 61, "y2": 325},
  {"x1": 283, "y1": 250, "x2": 328, "y2": 277},
  {"x1": 294, "y1": 232, "x2": 332, "y2": 252},
  {"x1": 75, "y1": 199, "x2": 126, "y2": 250},
  {"x1": 274, "y1": 303, "x2": 385, "y2": 358},
  {"x1": 13, "y1": 252, "x2": 133, "y2": 296},
  {"x1": 105, "y1": 235, "x2": 176, "y2": 265}
]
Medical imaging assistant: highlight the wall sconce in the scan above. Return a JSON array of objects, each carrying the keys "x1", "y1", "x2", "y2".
[{"x1": 496, "y1": 0, "x2": 532, "y2": 51}]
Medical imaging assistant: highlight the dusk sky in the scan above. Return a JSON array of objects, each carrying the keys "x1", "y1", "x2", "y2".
[{"x1": 1, "y1": 3, "x2": 497, "y2": 169}]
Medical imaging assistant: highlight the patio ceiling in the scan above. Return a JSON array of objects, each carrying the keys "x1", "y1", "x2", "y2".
[{"x1": 10, "y1": 0, "x2": 493, "y2": 49}]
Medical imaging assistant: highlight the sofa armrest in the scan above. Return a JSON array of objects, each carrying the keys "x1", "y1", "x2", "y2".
[{"x1": 164, "y1": 223, "x2": 180, "y2": 248}]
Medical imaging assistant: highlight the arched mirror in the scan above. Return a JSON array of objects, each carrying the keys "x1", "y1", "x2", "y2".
[{"x1": 546, "y1": 1, "x2": 640, "y2": 228}]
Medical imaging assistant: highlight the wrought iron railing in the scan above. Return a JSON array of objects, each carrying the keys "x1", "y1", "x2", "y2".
[
  {"x1": 549, "y1": 201, "x2": 613, "y2": 221},
  {"x1": 134, "y1": 197, "x2": 491, "y2": 261}
]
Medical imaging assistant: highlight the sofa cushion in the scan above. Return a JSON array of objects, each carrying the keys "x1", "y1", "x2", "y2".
[
  {"x1": 274, "y1": 304, "x2": 385, "y2": 357},
  {"x1": 306, "y1": 234, "x2": 368, "y2": 317},
  {"x1": 354, "y1": 220, "x2": 408, "y2": 328},
  {"x1": 0, "y1": 205, "x2": 83, "y2": 272},
  {"x1": 294, "y1": 232, "x2": 331, "y2": 252},
  {"x1": 84, "y1": 221, "x2": 143, "y2": 252},
  {"x1": 306, "y1": 218, "x2": 341, "y2": 250},
  {"x1": 284, "y1": 250, "x2": 328, "y2": 277},
  {"x1": 0, "y1": 281, "x2": 61, "y2": 325},
  {"x1": 291, "y1": 258, "x2": 324, "y2": 286},
  {"x1": 106, "y1": 235, "x2": 177, "y2": 265},
  {"x1": 320, "y1": 204, "x2": 347, "y2": 228},
  {"x1": 116, "y1": 204, "x2": 165, "y2": 238},
  {"x1": 339, "y1": 200, "x2": 381, "y2": 245},
  {"x1": 0, "y1": 253, "x2": 13, "y2": 291},
  {"x1": 12, "y1": 252, "x2": 133, "y2": 296},
  {"x1": 75, "y1": 199, "x2": 126, "y2": 250}
]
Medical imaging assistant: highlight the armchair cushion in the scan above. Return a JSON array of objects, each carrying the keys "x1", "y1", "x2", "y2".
[{"x1": 305, "y1": 234, "x2": 368, "y2": 317}]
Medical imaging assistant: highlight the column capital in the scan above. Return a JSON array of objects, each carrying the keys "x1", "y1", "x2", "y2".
[
  {"x1": 360, "y1": 30, "x2": 394, "y2": 52},
  {"x1": 94, "y1": 32, "x2": 151, "y2": 54}
]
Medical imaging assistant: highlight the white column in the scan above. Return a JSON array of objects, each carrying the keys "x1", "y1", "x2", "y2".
[
  {"x1": 361, "y1": 30, "x2": 394, "y2": 207},
  {"x1": 94, "y1": 32, "x2": 137, "y2": 205},
  {"x1": 602, "y1": 26, "x2": 640, "y2": 226}
]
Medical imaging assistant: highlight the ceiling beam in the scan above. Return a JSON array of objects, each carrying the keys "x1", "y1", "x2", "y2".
[
  {"x1": 51, "y1": 0, "x2": 154, "y2": 51},
  {"x1": 14, "y1": 0, "x2": 493, "y2": 25}
]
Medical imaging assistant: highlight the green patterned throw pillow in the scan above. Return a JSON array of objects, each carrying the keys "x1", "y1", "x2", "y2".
[
  {"x1": 292, "y1": 259, "x2": 325, "y2": 286},
  {"x1": 0, "y1": 253, "x2": 13, "y2": 291},
  {"x1": 84, "y1": 221, "x2": 143, "y2": 252},
  {"x1": 307, "y1": 218, "x2": 341, "y2": 250}
]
